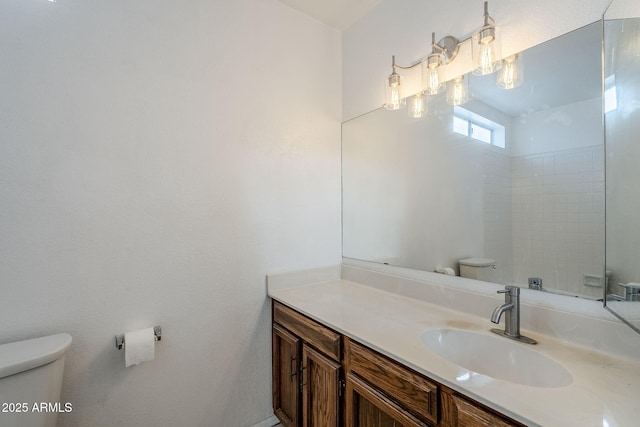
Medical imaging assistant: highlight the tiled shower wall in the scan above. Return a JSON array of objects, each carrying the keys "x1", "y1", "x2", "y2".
[
  {"x1": 511, "y1": 145, "x2": 605, "y2": 299},
  {"x1": 483, "y1": 147, "x2": 513, "y2": 284}
]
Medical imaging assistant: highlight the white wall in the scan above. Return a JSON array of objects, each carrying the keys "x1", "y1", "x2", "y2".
[
  {"x1": 342, "y1": 0, "x2": 610, "y2": 121},
  {"x1": 0, "y1": 1, "x2": 341, "y2": 426},
  {"x1": 482, "y1": 147, "x2": 513, "y2": 284}
]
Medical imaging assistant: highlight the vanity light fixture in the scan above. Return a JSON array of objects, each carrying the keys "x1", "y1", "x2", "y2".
[
  {"x1": 384, "y1": 56, "x2": 406, "y2": 110},
  {"x1": 446, "y1": 75, "x2": 469, "y2": 106},
  {"x1": 407, "y1": 93, "x2": 427, "y2": 118},
  {"x1": 497, "y1": 53, "x2": 524, "y2": 89},
  {"x1": 472, "y1": 1, "x2": 502, "y2": 75},
  {"x1": 384, "y1": 1, "x2": 513, "y2": 113}
]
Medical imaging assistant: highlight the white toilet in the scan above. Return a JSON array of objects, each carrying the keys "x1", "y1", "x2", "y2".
[
  {"x1": 458, "y1": 258, "x2": 497, "y2": 282},
  {"x1": 0, "y1": 333, "x2": 72, "y2": 427}
]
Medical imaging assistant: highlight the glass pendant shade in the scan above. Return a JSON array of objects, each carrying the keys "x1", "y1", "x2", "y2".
[
  {"x1": 472, "y1": 2, "x2": 502, "y2": 75},
  {"x1": 472, "y1": 28, "x2": 502, "y2": 75},
  {"x1": 497, "y1": 54, "x2": 524, "y2": 89},
  {"x1": 407, "y1": 93, "x2": 426, "y2": 118},
  {"x1": 421, "y1": 54, "x2": 445, "y2": 95},
  {"x1": 446, "y1": 76, "x2": 468, "y2": 106},
  {"x1": 384, "y1": 72, "x2": 405, "y2": 110}
]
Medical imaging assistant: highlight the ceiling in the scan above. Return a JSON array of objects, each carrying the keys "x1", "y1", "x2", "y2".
[{"x1": 278, "y1": 0, "x2": 381, "y2": 30}]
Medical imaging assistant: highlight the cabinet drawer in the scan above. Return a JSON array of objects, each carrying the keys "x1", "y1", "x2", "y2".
[
  {"x1": 441, "y1": 390, "x2": 523, "y2": 427},
  {"x1": 345, "y1": 372, "x2": 431, "y2": 427},
  {"x1": 345, "y1": 338, "x2": 439, "y2": 425},
  {"x1": 273, "y1": 301, "x2": 341, "y2": 361}
]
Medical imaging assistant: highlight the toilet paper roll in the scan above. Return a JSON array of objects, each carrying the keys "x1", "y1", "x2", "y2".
[{"x1": 125, "y1": 327, "x2": 155, "y2": 367}]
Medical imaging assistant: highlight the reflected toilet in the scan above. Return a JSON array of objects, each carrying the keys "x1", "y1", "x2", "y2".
[{"x1": 458, "y1": 258, "x2": 497, "y2": 282}]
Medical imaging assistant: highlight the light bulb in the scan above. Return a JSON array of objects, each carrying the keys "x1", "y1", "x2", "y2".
[
  {"x1": 497, "y1": 54, "x2": 523, "y2": 89},
  {"x1": 407, "y1": 93, "x2": 426, "y2": 118},
  {"x1": 391, "y1": 87, "x2": 400, "y2": 105},
  {"x1": 387, "y1": 87, "x2": 401, "y2": 110},
  {"x1": 446, "y1": 76, "x2": 468, "y2": 106},
  {"x1": 477, "y1": 42, "x2": 497, "y2": 74},
  {"x1": 427, "y1": 69, "x2": 442, "y2": 95},
  {"x1": 384, "y1": 72, "x2": 405, "y2": 110},
  {"x1": 422, "y1": 52, "x2": 445, "y2": 95}
]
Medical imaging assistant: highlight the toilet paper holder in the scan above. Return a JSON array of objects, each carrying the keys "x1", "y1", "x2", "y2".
[{"x1": 115, "y1": 326, "x2": 162, "y2": 350}]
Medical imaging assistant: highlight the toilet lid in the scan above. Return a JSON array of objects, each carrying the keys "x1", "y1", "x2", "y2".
[
  {"x1": 0, "y1": 333, "x2": 72, "y2": 379},
  {"x1": 459, "y1": 258, "x2": 496, "y2": 267}
]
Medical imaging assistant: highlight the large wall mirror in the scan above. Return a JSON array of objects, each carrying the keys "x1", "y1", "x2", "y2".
[
  {"x1": 343, "y1": 20, "x2": 606, "y2": 300},
  {"x1": 344, "y1": 1, "x2": 640, "y2": 333},
  {"x1": 603, "y1": 0, "x2": 640, "y2": 331}
]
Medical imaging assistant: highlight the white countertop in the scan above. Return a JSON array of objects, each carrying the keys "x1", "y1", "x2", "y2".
[{"x1": 268, "y1": 269, "x2": 640, "y2": 427}]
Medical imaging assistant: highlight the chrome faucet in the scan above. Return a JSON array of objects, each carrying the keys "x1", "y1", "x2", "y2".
[{"x1": 490, "y1": 285, "x2": 537, "y2": 344}]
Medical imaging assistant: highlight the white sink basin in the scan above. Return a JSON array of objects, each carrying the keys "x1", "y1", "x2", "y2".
[{"x1": 420, "y1": 329, "x2": 572, "y2": 388}]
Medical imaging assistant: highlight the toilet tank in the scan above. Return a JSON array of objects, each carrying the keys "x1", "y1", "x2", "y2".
[
  {"x1": 459, "y1": 258, "x2": 497, "y2": 282},
  {"x1": 0, "y1": 333, "x2": 72, "y2": 427}
]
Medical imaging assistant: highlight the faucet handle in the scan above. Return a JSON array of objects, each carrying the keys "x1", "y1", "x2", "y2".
[{"x1": 497, "y1": 285, "x2": 520, "y2": 295}]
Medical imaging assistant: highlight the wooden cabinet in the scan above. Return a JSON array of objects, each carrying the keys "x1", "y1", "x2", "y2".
[
  {"x1": 272, "y1": 301, "x2": 523, "y2": 427},
  {"x1": 272, "y1": 301, "x2": 342, "y2": 427}
]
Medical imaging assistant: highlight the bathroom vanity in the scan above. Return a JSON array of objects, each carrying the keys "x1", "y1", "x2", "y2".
[
  {"x1": 268, "y1": 264, "x2": 640, "y2": 427},
  {"x1": 273, "y1": 300, "x2": 521, "y2": 426}
]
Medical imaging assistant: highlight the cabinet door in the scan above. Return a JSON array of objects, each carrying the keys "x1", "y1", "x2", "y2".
[
  {"x1": 273, "y1": 324, "x2": 301, "y2": 427},
  {"x1": 345, "y1": 373, "x2": 430, "y2": 427},
  {"x1": 301, "y1": 344, "x2": 341, "y2": 427}
]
